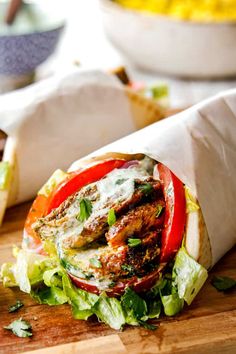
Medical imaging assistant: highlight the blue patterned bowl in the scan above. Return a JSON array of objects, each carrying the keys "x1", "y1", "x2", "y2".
[{"x1": 0, "y1": 2, "x2": 65, "y2": 76}]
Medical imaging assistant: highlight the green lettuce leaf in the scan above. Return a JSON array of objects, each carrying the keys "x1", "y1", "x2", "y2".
[
  {"x1": 0, "y1": 262, "x2": 16, "y2": 287},
  {"x1": 121, "y1": 287, "x2": 147, "y2": 325},
  {"x1": 147, "y1": 300, "x2": 161, "y2": 319},
  {"x1": 0, "y1": 161, "x2": 11, "y2": 190},
  {"x1": 161, "y1": 293, "x2": 184, "y2": 316},
  {"x1": 62, "y1": 274, "x2": 98, "y2": 320},
  {"x1": 32, "y1": 286, "x2": 68, "y2": 306},
  {"x1": 0, "y1": 248, "x2": 58, "y2": 293},
  {"x1": 43, "y1": 267, "x2": 63, "y2": 288},
  {"x1": 185, "y1": 186, "x2": 200, "y2": 213},
  {"x1": 173, "y1": 248, "x2": 208, "y2": 305},
  {"x1": 94, "y1": 294, "x2": 126, "y2": 330}
]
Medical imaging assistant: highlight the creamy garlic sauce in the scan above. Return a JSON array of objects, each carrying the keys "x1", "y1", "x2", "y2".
[
  {"x1": 56, "y1": 163, "x2": 151, "y2": 245},
  {"x1": 96, "y1": 165, "x2": 149, "y2": 207}
]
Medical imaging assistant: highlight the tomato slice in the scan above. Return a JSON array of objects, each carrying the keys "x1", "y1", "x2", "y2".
[
  {"x1": 23, "y1": 194, "x2": 50, "y2": 254},
  {"x1": 46, "y1": 159, "x2": 126, "y2": 214},
  {"x1": 155, "y1": 163, "x2": 186, "y2": 263},
  {"x1": 24, "y1": 159, "x2": 126, "y2": 252},
  {"x1": 69, "y1": 265, "x2": 164, "y2": 297}
]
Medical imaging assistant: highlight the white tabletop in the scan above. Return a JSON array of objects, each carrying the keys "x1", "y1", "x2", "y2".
[{"x1": 38, "y1": 0, "x2": 236, "y2": 108}]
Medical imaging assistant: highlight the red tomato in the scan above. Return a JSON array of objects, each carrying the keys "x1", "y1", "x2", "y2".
[
  {"x1": 24, "y1": 159, "x2": 126, "y2": 252},
  {"x1": 155, "y1": 163, "x2": 186, "y2": 263},
  {"x1": 23, "y1": 194, "x2": 50, "y2": 254},
  {"x1": 46, "y1": 159, "x2": 126, "y2": 214},
  {"x1": 69, "y1": 265, "x2": 164, "y2": 297}
]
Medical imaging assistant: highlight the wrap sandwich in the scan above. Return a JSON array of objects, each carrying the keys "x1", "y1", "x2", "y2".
[
  {"x1": 1, "y1": 153, "x2": 209, "y2": 329},
  {"x1": 1, "y1": 89, "x2": 236, "y2": 330}
]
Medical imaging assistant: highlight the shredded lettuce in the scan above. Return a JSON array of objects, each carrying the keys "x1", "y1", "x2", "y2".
[
  {"x1": 173, "y1": 248, "x2": 208, "y2": 305},
  {"x1": 161, "y1": 293, "x2": 184, "y2": 316},
  {"x1": 0, "y1": 247, "x2": 58, "y2": 293},
  {"x1": 94, "y1": 294, "x2": 126, "y2": 330},
  {"x1": 32, "y1": 286, "x2": 68, "y2": 306},
  {"x1": 0, "y1": 245, "x2": 208, "y2": 329},
  {"x1": 38, "y1": 169, "x2": 68, "y2": 197},
  {"x1": 62, "y1": 274, "x2": 98, "y2": 320},
  {"x1": 121, "y1": 287, "x2": 147, "y2": 325},
  {"x1": 185, "y1": 186, "x2": 200, "y2": 213},
  {"x1": 146, "y1": 300, "x2": 161, "y2": 319},
  {"x1": 0, "y1": 161, "x2": 11, "y2": 190}
]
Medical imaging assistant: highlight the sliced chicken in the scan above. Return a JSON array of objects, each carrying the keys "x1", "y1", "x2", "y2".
[
  {"x1": 106, "y1": 199, "x2": 165, "y2": 247},
  {"x1": 99, "y1": 230, "x2": 161, "y2": 279},
  {"x1": 33, "y1": 172, "x2": 162, "y2": 249}
]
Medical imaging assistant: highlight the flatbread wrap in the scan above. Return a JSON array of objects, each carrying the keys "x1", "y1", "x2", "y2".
[{"x1": 0, "y1": 153, "x2": 210, "y2": 329}]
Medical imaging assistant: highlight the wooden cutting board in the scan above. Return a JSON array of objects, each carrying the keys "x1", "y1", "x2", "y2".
[{"x1": 0, "y1": 203, "x2": 235, "y2": 354}]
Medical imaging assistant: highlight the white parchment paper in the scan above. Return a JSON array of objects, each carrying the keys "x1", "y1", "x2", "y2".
[{"x1": 77, "y1": 89, "x2": 236, "y2": 265}]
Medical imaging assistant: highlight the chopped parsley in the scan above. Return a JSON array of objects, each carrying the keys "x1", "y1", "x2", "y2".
[
  {"x1": 139, "y1": 321, "x2": 158, "y2": 330},
  {"x1": 115, "y1": 178, "x2": 127, "y2": 185},
  {"x1": 4, "y1": 318, "x2": 32, "y2": 338},
  {"x1": 128, "y1": 238, "x2": 141, "y2": 247},
  {"x1": 121, "y1": 264, "x2": 135, "y2": 275},
  {"x1": 108, "y1": 281, "x2": 117, "y2": 288},
  {"x1": 78, "y1": 198, "x2": 93, "y2": 222},
  {"x1": 107, "y1": 209, "x2": 116, "y2": 227},
  {"x1": 211, "y1": 276, "x2": 236, "y2": 291},
  {"x1": 89, "y1": 257, "x2": 102, "y2": 269},
  {"x1": 138, "y1": 183, "x2": 153, "y2": 197},
  {"x1": 156, "y1": 204, "x2": 163, "y2": 218},
  {"x1": 8, "y1": 300, "x2": 24, "y2": 313}
]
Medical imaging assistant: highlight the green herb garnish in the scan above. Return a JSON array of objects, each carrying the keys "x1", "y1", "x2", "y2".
[
  {"x1": 108, "y1": 281, "x2": 117, "y2": 288},
  {"x1": 211, "y1": 276, "x2": 236, "y2": 291},
  {"x1": 156, "y1": 205, "x2": 163, "y2": 218},
  {"x1": 128, "y1": 238, "x2": 141, "y2": 247},
  {"x1": 4, "y1": 318, "x2": 32, "y2": 338},
  {"x1": 139, "y1": 321, "x2": 158, "y2": 330},
  {"x1": 138, "y1": 183, "x2": 153, "y2": 197},
  {"x1": 89, "y1": 257, "x2": 102, "y2": 269},
  {"x1": 121, "y1": 264, "x2": 135, "y2": 275},
  {"x1": 107, "y1": 209, "x2": 116, "y2": 227},
  {"x1": 78, "y1": 198, "x2": 92, "y2": 222},
  {"x1": 8, "y1": 300, "x2": 24, "y2": 313},
  {"x1": 115, "y1": 178, "x2": 127, "y2": 185}
]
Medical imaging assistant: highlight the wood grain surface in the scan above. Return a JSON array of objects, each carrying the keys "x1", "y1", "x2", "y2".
[{"x1": 0, "y1": 203, "x2": 235, "y2": 354}]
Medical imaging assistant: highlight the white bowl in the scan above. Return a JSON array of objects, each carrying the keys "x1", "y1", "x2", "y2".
[{"x1": 100, "y1": 0, "x2": 236, "y2": 78}]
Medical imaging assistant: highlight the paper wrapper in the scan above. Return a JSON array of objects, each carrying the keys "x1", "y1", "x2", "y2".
[
  {"x1": 70, "y1": 89, "x2": 236, "y2": 267},
  {"x1": 0, "y1": 68, "x2": 162, "y2": 216}
]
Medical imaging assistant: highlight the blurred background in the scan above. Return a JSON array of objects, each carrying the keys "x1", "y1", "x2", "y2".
[{"x1": 1, "y1": 0, "x2": 236, "y2": 108}]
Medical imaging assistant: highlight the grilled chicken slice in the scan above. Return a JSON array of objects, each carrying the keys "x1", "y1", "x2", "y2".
[
  {"x1": 33, "y1": 171, "x2": 162, "y2": 249},
  {"x1": 99, "y1": 231, "x2": 161, "y2": 279},
  {"x1": 106, "y1": 199, "x2": 165, "y2": 247},
  {"x1": 61, "y1": 230, "x2": 161, "y2": 283}
]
